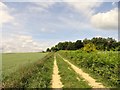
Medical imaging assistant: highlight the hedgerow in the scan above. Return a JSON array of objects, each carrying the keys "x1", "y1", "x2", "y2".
[{"x1": 59, "y1": 50, "x2": 119, "y2": 87}]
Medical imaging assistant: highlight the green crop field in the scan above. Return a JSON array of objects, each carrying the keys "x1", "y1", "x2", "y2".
[
  {"x1": 2, "y1": 52, "x2": 47, "y2": 78},
  {"x1": 2, "y1": 52, "x2": 54, "y2": 88}
]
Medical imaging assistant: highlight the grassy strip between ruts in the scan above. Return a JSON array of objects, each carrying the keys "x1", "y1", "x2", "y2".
[
  {"x1": 56, "y1": 53, "x2": 91, "y2": 88},
  {"x1": 2, "y1": 53, "x2": 54, "y2": 88}
]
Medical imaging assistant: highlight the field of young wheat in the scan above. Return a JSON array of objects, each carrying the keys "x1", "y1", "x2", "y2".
[{"x1": 2, "y1": 52, "x2": 54, "y2": 88}]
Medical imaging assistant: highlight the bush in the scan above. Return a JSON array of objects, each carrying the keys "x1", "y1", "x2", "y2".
[{"x1": 83, "y1": 43, "x2": 96, "y2": 52}]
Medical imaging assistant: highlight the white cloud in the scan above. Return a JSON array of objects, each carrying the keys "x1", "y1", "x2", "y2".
[
  {"x1": 28, "y1": 1, "x2": 55, "y2": 13},
  {"x1": 91, "y1": 8, "x2": 118, "y2": 30},
  {"x1": 0, "y1": 2, "x2": 14, "y2": 26},
  {"x1": 28, "y1": 1, "x2": 102, "y2": 18},
  {"x1": 2, "y1": 35, "x2": 42, "y2": 53},
  {"x1": 40, "y1": 27, "x2": 55, "y2": 33},
  {"x1": 65, "y1": 0, "x2": 103, "y2": 17},
  {"x1": 2, "y1": 34, "x2": 57, "y2": 53},
  {"x1": 58, "y1": 16, "x2": 91, "y2": 30},
  {"x1": 33, "y1": 1, "x2": 55, "y2": 8}
]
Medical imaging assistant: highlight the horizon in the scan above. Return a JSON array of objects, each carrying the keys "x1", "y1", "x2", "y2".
[
  {"x1": 1, "y1": 36, "x2": 119, "y2": 53},
  {"x1": 1, "y1": 1, "x2": 118, "y2": 53}
]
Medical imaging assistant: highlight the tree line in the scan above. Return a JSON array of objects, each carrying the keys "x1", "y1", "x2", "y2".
[{"x1": 46, "y1": 37, "x2": 120, "y2": 52}]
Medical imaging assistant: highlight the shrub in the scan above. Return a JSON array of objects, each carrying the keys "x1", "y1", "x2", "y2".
[{"x1": 83, "y1": 43, "x2": 96, "y2": 52}]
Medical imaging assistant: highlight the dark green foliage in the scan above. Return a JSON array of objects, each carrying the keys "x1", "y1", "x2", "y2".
[
  {"x1": 47, "y1": 37, "x2": 120, "y2": 52},
  {"x1": 46, "y1": 48, "x2": 51, "y2": 52},
  {"x1": 57, "y1": 42, "x2": 69, "y2": 50},
  {"x1": 51, "y1": 46, "x2": 59, "y2": 52},
  {"x1": 83, "y1": 38, "x2": 91, "y2": 45},
  {"x1": 66, "y1": 42, "x2": 76, "y2": 50},
  {"x1": 75, "y1": 40, "x2": 84, "y2": 49}
]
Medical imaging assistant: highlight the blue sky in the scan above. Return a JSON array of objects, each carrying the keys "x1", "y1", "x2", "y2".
[{"x1": 1, "y1": 1, "x2": 118, "y2": 52}]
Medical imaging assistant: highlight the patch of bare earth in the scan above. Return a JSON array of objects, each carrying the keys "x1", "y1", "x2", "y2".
[
  {"x1": 51, "y1": 55, "x2": 63, "y2": 88},
  {"x1": 58, "y1": 54, "x2": 105, "y2": 88}
]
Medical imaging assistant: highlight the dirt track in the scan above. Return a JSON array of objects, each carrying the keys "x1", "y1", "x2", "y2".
[
  {"x1": 51, "y1": 55, "x2": 63, "y2": 88},
  {"x1": 58, "y1": 54, "x2": 105, "y2": 88}
]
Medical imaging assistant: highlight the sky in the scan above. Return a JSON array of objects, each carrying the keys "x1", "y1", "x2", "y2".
[{"x1": 0, "y1": 0, "x2": 118, "y2": 52}]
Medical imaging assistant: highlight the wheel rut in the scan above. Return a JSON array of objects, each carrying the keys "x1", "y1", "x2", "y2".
[
  {"x1": 51, "y1": 54, "x2": 63, "y2": 88},
  {"x1": 58, "y1": 54, "x2": 105, "y2": 88}
]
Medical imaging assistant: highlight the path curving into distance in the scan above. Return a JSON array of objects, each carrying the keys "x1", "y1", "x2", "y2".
[
  {"x1": 51, "y1": 54, "x2": 63, "y2": 88},
  {"x1": 58, "y1": 54, "x2": 105, "y2": 88}
]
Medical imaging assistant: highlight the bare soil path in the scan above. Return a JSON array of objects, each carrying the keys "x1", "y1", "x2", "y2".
[
  {"x1": 58, "y1": 54, "x2": 105, "y2": 88},
  {"x1": 51, "y1": 54, "x2": 63, "y2": 88}
]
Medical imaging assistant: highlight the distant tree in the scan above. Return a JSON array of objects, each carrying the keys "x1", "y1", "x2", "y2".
[
  {"x1": 66, "y1": 42, "x2": 76, "y2": 50},
  {"x1": 42, "y1": 51, "x2": 45, "y2": 53},
  {"x1": 46, "y1": 48, "x2": 51, "y2": 52},
  {"x1": 83, "y1": 38, "x2": 91, "y2": 45},
  {"x1": 106, "y1": 37, "x2": 117, "y2": 51},
  {"x1": 57, "y1": 42, "x2": 63, "y2": 50},
  {"x1": 57, "y1": 42, "x2": 68, "y2": 50},
  {"x1": 47, "y1": 37, "x2": 119, "y2": 52},
  {"x1": 91, "y1": 37, "x2": 107, "y2": 50},
  {"x1": 75, "y1": 40, "x2": 83, "y2": 50},
  {"x1": 64, "y1": 42, "x2": 69, "y2": 50},
  {"x1": 51, "y1": 47, "x2": 59, "y2": 52}
]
